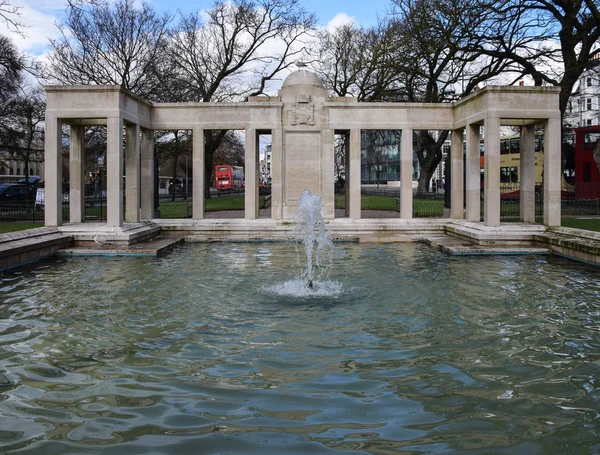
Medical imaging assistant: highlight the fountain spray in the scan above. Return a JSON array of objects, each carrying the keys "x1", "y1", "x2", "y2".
[{"x1": 294, "y1": 190, "x2": 335, "y2": 290}]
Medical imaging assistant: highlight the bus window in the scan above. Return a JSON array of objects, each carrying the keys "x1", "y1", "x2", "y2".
[
  {"x1": 501, "y1": 166, "x2": 519, "y2": 183},
  {"x1": 500, "y1": 139, "x2": 510, "y2": 154},
  {"x1": 510, "y1": 138, "x2": 520, "y2": 154},
  {"x1": 535, "y1": 136, "x2": 543, "y2": 152}
]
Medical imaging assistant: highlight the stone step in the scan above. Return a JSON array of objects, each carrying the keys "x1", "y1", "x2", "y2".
[
  {"x1": 0, "y1": 231, "x2": 73, "y2": 272},
  {"x1": 58, "y1": 236, "x2": 183, "y2": 257},
  {"x1": 422, "y1": 234, "x2": 550, "y2": 256}
]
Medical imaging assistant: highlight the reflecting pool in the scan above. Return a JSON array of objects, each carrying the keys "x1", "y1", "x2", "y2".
[{"x1": 1, "y1": 243, "x2": 600, "y2": 454}]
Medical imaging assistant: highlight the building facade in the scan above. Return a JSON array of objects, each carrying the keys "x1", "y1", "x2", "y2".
[{"x1": 565, "y1": 58, "x2": 600, "y2": 128}]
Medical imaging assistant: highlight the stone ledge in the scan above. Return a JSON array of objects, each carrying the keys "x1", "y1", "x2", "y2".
[
  {"x1": 0, "y1": 232, "x2": 73, "y2": 272},
  {"x1": 58, "y1": 236, "x2": 183, "y2": 257},
  {"x1": 58, "y1": 222, "x2": 160, "y2": 246}
]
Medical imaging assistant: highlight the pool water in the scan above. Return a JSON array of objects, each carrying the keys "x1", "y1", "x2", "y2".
[{"x1": 0, "y1": 242, "x2": 599, "y2": 454}]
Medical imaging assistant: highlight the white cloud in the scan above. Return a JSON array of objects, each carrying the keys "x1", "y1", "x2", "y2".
[
  {"x1": 325, "y1": 12, "x2": 356, "y2": 32},
  {"x1": 0, "y1": 0, "x2": 63, "y2": 56}
]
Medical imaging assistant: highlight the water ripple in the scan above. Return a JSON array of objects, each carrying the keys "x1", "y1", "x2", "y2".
[{"x1": 0, "y1": 243, "x2": 599, "y2": 453}]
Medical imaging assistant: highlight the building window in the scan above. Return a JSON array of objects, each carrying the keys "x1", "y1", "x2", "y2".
[
  {"x1": 588, "y1": 77, "x2": 593, "y2": 87},
  {"x1": 16, "y1": 168, "x2": 20, "y2": 175},
  {"x1": 587, "y1": 119, "x2": 593, "y2": 126},
  {"x1": 30, "y1": 168, "x2": 33, "y2": 176},
  {"x1": 9, "y1": 167, "x2": 13, "y2": 175},
  {"x1": 587, "y1": 98, "x2": 592, "y2": 110},
  {"x1": 36, "y1": 169, "x2": 40, "y2": 176}
]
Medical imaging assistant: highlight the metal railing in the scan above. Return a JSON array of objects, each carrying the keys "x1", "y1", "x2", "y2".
[{"x1": 2, "y1": 184, "x2": 598, "y2": 224}]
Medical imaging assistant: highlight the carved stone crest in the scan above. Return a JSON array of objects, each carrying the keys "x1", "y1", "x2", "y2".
[{"x1": 289, "y1": 95, "x2": 315, "y2": 125}]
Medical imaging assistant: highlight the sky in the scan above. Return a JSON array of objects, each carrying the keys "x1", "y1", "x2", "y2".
[{"x1": 1, "y1": 0, "x2": 393, "y2": 56}]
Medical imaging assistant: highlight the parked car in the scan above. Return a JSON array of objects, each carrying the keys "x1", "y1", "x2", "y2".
[
  {"x1": 168, "y1": 178, "x2": 193, "y2": 196},
  {"x1": 0, "y1": 184, "x2": 32, "y2": 207}
]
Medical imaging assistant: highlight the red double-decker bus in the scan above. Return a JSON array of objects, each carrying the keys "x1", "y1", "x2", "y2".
[{"x1": 215, "y1": 165, "x2": 244, "y2": 191}]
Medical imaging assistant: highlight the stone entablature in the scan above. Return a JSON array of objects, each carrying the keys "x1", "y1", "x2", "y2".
[{"x1": 44, "y1": 70, "x2": 562, "y2": 228}]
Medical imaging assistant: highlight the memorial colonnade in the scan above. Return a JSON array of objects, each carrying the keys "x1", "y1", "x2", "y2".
[{"x1": 44, "y1": 70, "x2": 562, "y2": 229}]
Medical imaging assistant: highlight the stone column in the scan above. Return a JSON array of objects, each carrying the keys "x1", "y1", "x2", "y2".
[
  {"x1": 349, "y1": 129, "x2": 361, "y2": 219},
  {"x1": 245, "y1": 127, "x2": 258, "y2": 220},
  {"x1": 465, "y1": 123, "x2": 480, "y2": 222},
  {"x1": 125, "y1": 123, "x2": 140, "y2": 223},
  {"x1": 544, "y1": 117, "x2": 562, "y2": 226},
  {"x1": 343, "y1": 132, "x2": 350, "y2": 218},
  {"x1": 44, "y1": 115, "x2": 63, "y2": 227},
  {"x1": 321, "y1": 128, "x2": 335, "y2": 219},
  {"x1": 400, "y1": 128, "x2": 413, "y2": 219},
  {"x1": 484, "y1": 116, "x2": 501, "y2": 227},
  {"x1": 106, "y1": 116, "x2": 124, "y2": 227},
  {"x1": 271, "y1": 127, "x2": 283, "y2": 219},
  {"x1": 192, "y1": 127, "x2": 205, "y2": 220},
  {"x1": 520, "y1": 125, "x2": 536, "y2": 222},
  {"x1": 140, "y1": 128, "x2": 155, "y2": 220},
  {"x1": 450, "y1": 128, "x2": 464, "y2": 219},
  {"x1": 69, "y1": 125, "x2": 85, "y2": 224}
]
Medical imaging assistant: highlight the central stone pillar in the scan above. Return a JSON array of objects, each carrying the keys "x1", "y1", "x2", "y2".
[{"x1": 278, "y1": 70, "x2": 332, "y2": 219}]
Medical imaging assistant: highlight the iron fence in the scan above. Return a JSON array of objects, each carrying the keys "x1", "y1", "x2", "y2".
[{"x1": 2, "y1": 184, "x2": 599, "y2": 224}]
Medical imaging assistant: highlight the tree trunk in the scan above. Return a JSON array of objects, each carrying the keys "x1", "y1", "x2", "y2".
[
  {"x1": 414, "y1": 130, "x2": 448, "y2": 196},
  {"x1": 417, "y1": 168, "x2": 434, "y2": 194}
]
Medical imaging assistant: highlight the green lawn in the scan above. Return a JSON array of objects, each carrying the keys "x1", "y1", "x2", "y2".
[
  {"x1": 0, "y1": 222, "x2": 44, "y2": 234},
  {"x1": 159, "y1": 196, "x2": 265, "y2": 218},
  {"x1": 335, "y1": 194, "x2": 445, "y2": 217},
  {"x1": 560, "y1": 218, "x2": 600, "y2": 232}
]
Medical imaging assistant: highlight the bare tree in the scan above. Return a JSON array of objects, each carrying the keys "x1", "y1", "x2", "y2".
[
  {"x1": 469, "y1": 0, "x2": 600, "y2": 117},
  {"x1": 333, "y1": 134, "x2": 347, "y2": 189},
  {"x1": 47, "y1": 0, "x2": 172, "y2": 100},
  {"x1": 1, "y1": 84, "x2": 45, "y2": 200},
  {"x1": 168, "y1": 0, "x2": 316, "y2": 197},
  {"x1": 313, "y1": 22, "x2": 407, "y2": 101},
  {"x1": 0, "y1": 35, "x2": 23, "y2": 103},
  {"x1": 155, "y1": 131, "x2": 192, "y2": 201},
  {"x1": 213, "y1": 131, "x2": 245, "y2": 168},
  {"x1": 0, "y1": 0, "x2": 24, "y2": 36}
]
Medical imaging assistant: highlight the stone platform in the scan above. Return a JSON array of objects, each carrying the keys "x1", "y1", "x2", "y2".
[
  {"x1": 57, "y1": 235, "x2": 183, "y2": 257},
  {"x1": 0, "y1": 227, "x2": 73, "y2": 272},
  {"x1": 1, "y1": 219, "x2": 600, "y2": 271}
]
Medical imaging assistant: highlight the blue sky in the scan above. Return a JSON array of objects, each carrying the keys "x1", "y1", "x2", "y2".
[
  {"x1": 150, "y1": 0, "x2": 392, "y2": 26},
  {"x1": 1, "y1": 0, "x2": 393, "y2": 56}
]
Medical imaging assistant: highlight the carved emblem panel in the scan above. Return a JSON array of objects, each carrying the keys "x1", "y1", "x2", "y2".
[{"x1": 289, "y1": 95, "x2": 315, "y2": 126}]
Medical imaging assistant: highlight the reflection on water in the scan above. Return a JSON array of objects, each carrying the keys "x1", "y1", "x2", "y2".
[{"x1": 1, "y1": 243, "x2": 600, "y2": 454}]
